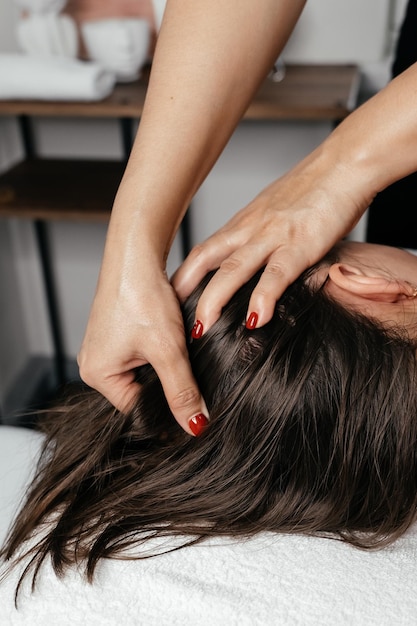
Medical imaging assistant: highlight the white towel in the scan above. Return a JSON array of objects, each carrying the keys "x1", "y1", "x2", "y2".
[
  {"x1": 16, "y1": 14, "x2": 78, "y2": 58},
  {"x1": 2, "y1": 527, "x2": 417, "y2": 625},
  {"x1": 13, "y1": 0, "x2": 66, "y2": 14},
  {"x1": 0, "y1": 426, "x2": 43, "y2": 548},
  {"x1": 81, "y1": 18, "x2": 150, "y2": 82},
  {"x1": 2, "y1": 425, "x2": 417, "y2": 625},
  {"x1": 16, "y1": 14, "x2": 150, "y2": 83},
  {"x1": 151, "y1": 0, "x2": 166, "y2": 32},
  {"x1": 0, "y1": 53, "x2": 115, "y2": 101}
]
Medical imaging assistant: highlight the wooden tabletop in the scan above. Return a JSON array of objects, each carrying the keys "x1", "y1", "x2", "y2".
[{"x1": 0, "y1": 64, "x2": 360, "y2": 121}]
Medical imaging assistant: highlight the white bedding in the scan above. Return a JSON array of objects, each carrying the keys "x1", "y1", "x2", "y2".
[{"x1": 1, "y1": 425, "x2": 417, "y2": 626}]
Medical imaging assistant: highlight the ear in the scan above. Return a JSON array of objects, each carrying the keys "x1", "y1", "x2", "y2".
[{"x1": 327, "y1": 263, "x2": 416, "y2": 303}]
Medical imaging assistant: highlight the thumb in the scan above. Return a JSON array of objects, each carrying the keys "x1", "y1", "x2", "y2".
[{"x1": 151, "y1": 349, "x2": 209, "y2": 437}]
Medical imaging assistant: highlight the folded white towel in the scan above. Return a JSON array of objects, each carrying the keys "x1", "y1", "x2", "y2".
[
  {"x1": 16, "y1": 14, "x2": 78, "y2": 58},
  {"x1": 0, "y1": 53, "x2": 116, "y2": 101},
  {"x1": 13, "y1": 0, "x2": 66, "y2": 14},
  {"x1": 81, "y1": 18, "x2": 150, "y2": 82},
  {"x1": 15, "y1": 15, "x2": 150, "y2": 83}
]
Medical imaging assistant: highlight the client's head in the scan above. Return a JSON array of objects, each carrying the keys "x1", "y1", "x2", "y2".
[{"x1": 4, "y1": 241, "x2": 417, "y2": 592}]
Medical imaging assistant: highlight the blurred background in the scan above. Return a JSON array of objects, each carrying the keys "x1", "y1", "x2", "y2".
[{"x1": 0, "y1": 0, "x2": 409, "y2": 420}]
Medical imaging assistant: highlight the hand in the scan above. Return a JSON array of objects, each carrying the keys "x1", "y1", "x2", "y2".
[
  {"x1": 172, "y1": 150, "x2": 370, "y2": 331},
  {"x1": 78, "y1": 263, "x2": 207, "y2": 436},
  {"x1": 173, "y1": 62, "x2": 417, "y2": 327}
]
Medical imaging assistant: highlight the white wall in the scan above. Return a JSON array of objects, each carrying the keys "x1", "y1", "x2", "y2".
[
  {"x1": 283, "y1": 0, "x2": 391, "y2": 64},
  {"x1": 0, "y1": 0, "x2": 402, "y2": 406}
]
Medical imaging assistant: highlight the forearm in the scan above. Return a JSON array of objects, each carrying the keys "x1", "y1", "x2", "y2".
[
  {"x1": 311, "y1": 62, "x2": 417, "y2": 213},
  {"x1": 107, "y1": 0, "x2": 306, "y2": 267}
]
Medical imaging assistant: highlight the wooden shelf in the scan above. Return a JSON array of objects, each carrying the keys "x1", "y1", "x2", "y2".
[
  {"x1": 0, "y1": 64, "x2": 360, "y2": 223},
  {"x1": 0, "y1": 159, "x2": 124, "y2": 222},
  {"x1": 0, "y1": 64, "x2": 360, "y2": 121},
  {"x1": 0, "y1": 63, "x2": 361, "y2": 395},
  {"x1": 245, "y1": 64, "x2": 360, "y2": 121}
]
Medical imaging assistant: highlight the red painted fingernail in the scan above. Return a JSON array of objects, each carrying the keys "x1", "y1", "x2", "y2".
[
  {"x1": 191, "y1": 319, "x2": 204, "y2": 339},
  {"x1": 189, "y1": 413, "x2": 208, "y2": 436},
  {"x1": 246, "y1": 312, "x2": 258, "y2": 330}
]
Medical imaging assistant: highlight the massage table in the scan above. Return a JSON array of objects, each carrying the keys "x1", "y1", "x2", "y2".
[{"x1": 1, "y1": 425, "x2": 417, "y2": 625}]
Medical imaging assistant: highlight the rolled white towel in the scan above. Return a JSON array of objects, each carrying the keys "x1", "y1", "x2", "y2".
[
  {"x1": 81, "y1": 18, "x2": 150, "y2": 82},
  {"x1": 16, "y1": 13, "x2": 78, "y2": 58},
  {"x1": 0, "y1": 53, "x2": 116, "y2": 101},
  {"x1": 13, "y1": 0, "x2": 67, "y2": 14},
  {"x1": 151, "y1": 0, "x2": 166, "y2": 32}
]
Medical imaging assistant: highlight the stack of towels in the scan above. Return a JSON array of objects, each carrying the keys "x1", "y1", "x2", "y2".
[{"x1": 0, "y1": 0, "x2": 167, "y2": 101}]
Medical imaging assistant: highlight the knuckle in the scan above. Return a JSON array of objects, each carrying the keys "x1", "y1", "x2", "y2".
[
  {"x1": 78, "y1": 366, "x2": 98, "y2": 389},
  {"x1": 264, "y1": 262, "x2": 285, "y2": 279},
  {"x1": 158, "y1": 337, "x2": 187, "y2": 364},
  {"x1": 252, "y1": 286, "x2": 272, "y2": 301},
  {"x1": 170, "y1": 387, "x2": 201, "y2": 412},
  {"x1": 187, "y1": 242, "x2": 212, "y2": 269},
  {"x1": 77, "y1": 359, "x2": 91, "y2": 384},
  {"x1": 188, "y1": 242, "x2": 205, "y2": 261},
  {"x1": 77, "y1": 355, "x2": 105, "y2": 389},
  {"x1": 219, "y1": 256, "x2": 242, "y2": 275}
]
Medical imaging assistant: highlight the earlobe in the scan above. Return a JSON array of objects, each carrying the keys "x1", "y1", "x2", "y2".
[{"x1": 328, "y1": 263, "x2": 416, "y2": 303}]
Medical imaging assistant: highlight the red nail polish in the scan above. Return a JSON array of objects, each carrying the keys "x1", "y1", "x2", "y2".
[
  {"x1": 191, "y1": 320, "x2": 204, "y2": 339},
  {"x1": 246, "y1": 312, "x2": 258, "y2": 330},
  {"x1": 189, "y1": 413, "x2": 208, "y2": 436}
]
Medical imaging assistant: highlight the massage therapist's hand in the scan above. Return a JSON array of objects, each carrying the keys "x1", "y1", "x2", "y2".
[
  {"x1": 77, "y1": 0, "x2": 308, "y2": 435},
  {"x1": 78, "y1": 256, "x2": 207, "y2": 437},
  {"x1": 172, "y1": 152, "x2": 365, "y2": 331},
  {"x1": 173, "y1": 62, "x2": 417, "y2": 332}
]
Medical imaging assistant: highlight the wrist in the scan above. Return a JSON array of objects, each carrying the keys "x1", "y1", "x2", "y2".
[
  {"x1": 107, "y1": 193, "x2": 181, "y2": 268},
  {"x1": 306, "y1": 129, "x2": 380, "y2": 213}
]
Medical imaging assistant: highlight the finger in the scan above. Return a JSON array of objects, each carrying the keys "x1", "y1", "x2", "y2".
[
  {"x1": 150, "y1": 340, "x2": 209, "y2": 437},
  {"x1": 246, "y1": 247, "x2": 321, "y2": 328},
  {"x1": 172, "y1": 229, "x2": 243, "y2": 301},
  {"x1": 79, "y1": 346, "x2": 207, "y2": 436},
  {"x1": 193, "y1": 240, "x2": 271, "y2": 332}
]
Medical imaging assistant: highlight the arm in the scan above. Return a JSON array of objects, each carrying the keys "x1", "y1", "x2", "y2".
[
  {"x1": 173, "y1": 61, "x2": 417, "y2": 329},
  {"x1": 78, "y1": 0, "x2": 306, "y2": 434},
  {"x1": 115, "y1": 0, "x2": 307, "y2": 259}
]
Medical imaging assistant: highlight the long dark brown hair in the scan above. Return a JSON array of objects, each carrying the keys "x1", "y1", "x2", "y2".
[{"x1": 3, "y1": 258, "x2": 417, "y2": 596}]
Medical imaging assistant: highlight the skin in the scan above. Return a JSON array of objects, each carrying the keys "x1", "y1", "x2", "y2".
[
  {"x1": 318, "y1": 242, "x2": 417, "y2": 333},
  {"x1": 79, "y1": 0, "x2": 417, "y2": 435},
  {"x1": 78, "y1": 0, "x2": 306, "y2": 434},
  {"x1": 173, "y1": 63, "x2": 417, "y2": 329}
]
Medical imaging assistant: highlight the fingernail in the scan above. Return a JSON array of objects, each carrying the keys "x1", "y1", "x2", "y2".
[
  {"x1": 246, "y1": 312, "x2": 258, "y2": 330},
  {"x1": 189, "y1": 413, "x2": 208, "y2": 436},
  {"x1": 191, "y1": 319, "x2": 204, "y2": 339}
]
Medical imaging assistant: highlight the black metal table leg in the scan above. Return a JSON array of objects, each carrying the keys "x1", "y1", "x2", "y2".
[
  {"x1": 34, "y1": 219, "x2": 66, "y2": 387},
  {"x1": 120, "y1": 117, "x2": 135, "y2": 159},
  {"x1": 180, "y1": 209, "x2": 192, "y2": 259},
  {"x1": 18, "y1": 115, "x2": 67, "y2": 387}
]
